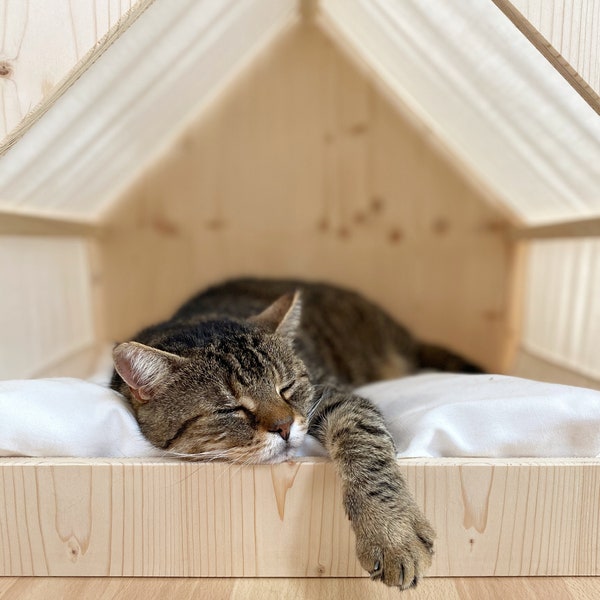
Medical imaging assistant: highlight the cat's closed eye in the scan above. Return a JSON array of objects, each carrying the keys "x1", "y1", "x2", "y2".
[
  {"x1": 278, "y1": 372, "x2": 310, "y2": 400},
  {"x1": 215, "y1": 404, "x2": 255, "y2": 422},
  {"x1": 278, "y1": 382, "x2": 296, "y2": 400},
  {"x1": 215, "y1": 406, "x2": 245, "y2": 414}
]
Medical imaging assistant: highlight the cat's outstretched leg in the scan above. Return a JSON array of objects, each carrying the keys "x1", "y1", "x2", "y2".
[{"x1": 308, "y1": 385, "x2": 434, "y2": 589}]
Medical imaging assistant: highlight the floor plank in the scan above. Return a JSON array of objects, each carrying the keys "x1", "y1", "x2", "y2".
[{"x1": 0, "y1": 578, "x2": 599, "y2": 600}]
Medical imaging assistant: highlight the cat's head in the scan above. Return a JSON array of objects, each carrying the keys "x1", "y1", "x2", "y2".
[{"x1": 112, "y1": 292, "x2": 313, "y2": 463}]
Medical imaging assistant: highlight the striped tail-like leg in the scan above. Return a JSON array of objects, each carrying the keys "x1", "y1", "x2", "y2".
[{"x1": 308, "y1": 385, "x2": 434, "y2": 589}]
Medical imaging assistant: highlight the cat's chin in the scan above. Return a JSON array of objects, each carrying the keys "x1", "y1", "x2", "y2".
[
  {"x1": 257, "y1": 422, "x2": 306, "y2": 464},
  {"x1": 259, "y1": 446, "x2": 302, "y2": 464}
]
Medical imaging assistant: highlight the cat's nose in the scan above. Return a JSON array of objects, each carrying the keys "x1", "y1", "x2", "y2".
[{"x1": 268, "y1": 417, "x2": 293, "y2": 441}]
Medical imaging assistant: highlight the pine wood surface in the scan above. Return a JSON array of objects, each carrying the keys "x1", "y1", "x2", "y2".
[
  {"x1": 0, "y1": 0, "x2": 150, "y2": 150},
  {"x1": 514, "y1": 348, "x2": 600, "y2": 391},
  {"x1": 100, "y1": 23, "x2": 515, "y2": 373},
  {"x1": 520, "y1": 239, "x2": 600, "y2": 380},
  {"x1": 0, "y1": 576, "x2": 599, "y2": 600},
  {"x1": 0, "y1": 237, "x2": 97, "y2": 379},
  {"x1": 0, "y1": 210, "x2": 99, "y2": 237},
  {"x1": 503, "y1": 0, "x2": 600, "y2": 109},
  {"x1": 316, "y1": 0, "x2": 600, "y2": 228},
  {"x1": 513, "y1": 217, "x2": 600, "y2": 240},
  {"x1": 2, "y1": 458, "x2": 599, "y2": 578}
]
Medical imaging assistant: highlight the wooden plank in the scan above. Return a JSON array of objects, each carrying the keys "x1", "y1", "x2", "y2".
[
  {"x1": 0, "y1": 236, "x2": 97, "y2": 379},
  {"x1": 99, "y1": 23, "x2": 515, "y2": 373},
  {"x1": 315, "y1": 3, "x2": 523, "y2": 230},
  {"x1": 30, "y1": 343, "x2": 108, "y2": 380},
  {"x1": 513, "y1": 216, "x2": 600, "y2": 239},
  {"x1": 521, "y1": 239, "x2": 600, "y2": 380},
  {"x1": 0, "y1": 209, "x2": 100, "y2": 237},
  {"x1": 512, "y1": 347, "x2": 600, "y2": 391},
  {"x1": 501, "y1": 240, "x2": 528, "y2": 372},
  {"x1": 0, "y1": 0, "x2": 154, "y2": 152},
  {"x1": 1, "y1": 577, "x2": 600, "y2": 600},
  {"x1": 499, "y1": 0, "x2": 600, "y2": 112},
  {"x1": 0, "y1": 0, "x2": 298, "y2": 219},
  {"x1": 0, "y1": 458, "x2": 598, "y2": 577},
  {"x1": 317, "y1": 0, "x2": 600, "y2": 227}
]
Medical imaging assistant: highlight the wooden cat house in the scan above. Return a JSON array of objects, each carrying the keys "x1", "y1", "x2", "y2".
[{"x1": 1, "y1": 0, "x2": 599, "y2": 579}]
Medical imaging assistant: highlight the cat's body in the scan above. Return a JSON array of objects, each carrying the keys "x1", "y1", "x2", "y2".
[{"x1": 111, "y1": 277, "x2": 481, "y2": 590}]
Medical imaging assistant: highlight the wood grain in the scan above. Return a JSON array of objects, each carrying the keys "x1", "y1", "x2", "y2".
[
  {"x1": 513, "y1": 216, "x2": 600, "y2": 239},
  {"x1": 513, "y1": 347, "x2": 600, "y2": 391},
  {"x1": 1, "y1": 576, "x2": 600, "y2": 600},
  {"x1": 1, "y1": 458, "x2": 598, "y2": 578},
  {"x1": 0, "y1": 236, "x2": 97, "y2": 379},
  {"x1": 522, "y1": 239, "x2": 600, "y2": 380},
  {"x1": 501, "y1": 0, "x2": 600, "y2": 112},
  {"x1": 99, "y1": 23, "x2": 515, "y2": 372},
  {"x1": 0, "y1": 0, "x2": 149, "y2": 148},
  {"x1": 318, "y1": 0, "x2": 600, "y2": 228},
  {"x1": 0, "y1": 0, "x2": 298, "y2": 220},
  {"x1": 0, "y1": 208, "x2": 99, "y2": 236}
]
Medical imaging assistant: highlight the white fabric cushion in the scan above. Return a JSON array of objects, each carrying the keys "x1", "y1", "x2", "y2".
[
  {"x1": 0, "y1": 378, "x2": 160, "y2": 458},
  {"x1": 1, "y1": 372, "x2": 599, "y2": 458},
  {"x1": 360, "y1": 373, "x2": 600, "y2": 458}
]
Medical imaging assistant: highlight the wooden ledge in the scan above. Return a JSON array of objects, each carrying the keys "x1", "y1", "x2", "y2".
[
  {"x1": 1, "y1": 457, "x2": 599, "y2": 577},
  {"x1": 513, "y1": 217, "x2": 600, "y2": 240},
  {"x1": 0, "y1": 209, "x2": 100, "y2": 237}
]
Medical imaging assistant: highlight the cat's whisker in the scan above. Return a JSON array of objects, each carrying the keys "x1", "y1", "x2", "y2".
[
  {"x1": 161, "y1": 447, "x2": 243, "y2": 462},
  {"x1": 306, "y1": 396, "x2": 326, "y2": 421},
  {"x1": 305, "y1": 384, "x2": 346, "y2": 423},
  {"x1": 223, "y1": 455, "x2": 256, "y2": 479}
]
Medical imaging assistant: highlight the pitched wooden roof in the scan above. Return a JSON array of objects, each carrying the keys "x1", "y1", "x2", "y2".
[{"x1": 0, "y1": 0, "x2": 598, "y2": 226}]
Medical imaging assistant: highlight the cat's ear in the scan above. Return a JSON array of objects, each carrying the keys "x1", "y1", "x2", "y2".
[
  {"x1": 113, "y1": 342, "x2": 187, "y2": 404},
  {"x1": 250, "y1": 291, "x2": 302, "y2": 339}
]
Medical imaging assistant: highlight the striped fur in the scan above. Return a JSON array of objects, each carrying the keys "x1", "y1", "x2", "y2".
[{"x1": 111, "y1": 277, "x2": 479, "y2": 589}]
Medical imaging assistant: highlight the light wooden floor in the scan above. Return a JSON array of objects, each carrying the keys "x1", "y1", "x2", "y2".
[{"x1": 0, "y1": 578, "x2": 598, "y2": 599}]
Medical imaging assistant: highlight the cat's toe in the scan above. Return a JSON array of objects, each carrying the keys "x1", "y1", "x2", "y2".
[
  {"x1": 358, "y1": 518, "x2": 435, "y2": 590},
  {"x1": 369, "y1": 559, "x2": 382, "y2": 580},
  {"x1": 385, "y1": 547, "x2": 426, "y2": 589},
  {"x1": 398, "y1": 557, "x2": 417, "y2": 590},
  {"x1": 363, "y1": 547, "x2": 423, "y2": 589},
  {"x1": 415, "y1": 517, "x2": 435, "y2": 555}
]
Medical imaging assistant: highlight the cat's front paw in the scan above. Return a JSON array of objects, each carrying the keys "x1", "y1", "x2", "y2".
[{"x1": 354, "y1": 507, "x2": 434, "y2": 590}]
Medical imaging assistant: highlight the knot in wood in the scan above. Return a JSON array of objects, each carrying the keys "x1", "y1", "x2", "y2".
[{"x1": 0, "y1": 61, "x2": 12, "y2": 78}]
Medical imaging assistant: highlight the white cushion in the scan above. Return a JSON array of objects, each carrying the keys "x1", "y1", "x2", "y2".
[
  {"x1": 358, "y1": 373, "x2": 600, "y2": 458},
  {"x1": 1, "y1": 372, "x2": 599, "y2": 458},
  {"x1": 0, "y1": 378, "x2": 160, "y2": 458}
]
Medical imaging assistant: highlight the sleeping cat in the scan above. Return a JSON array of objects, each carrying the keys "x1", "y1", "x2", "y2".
[{"x1": 111, "y1": 278, "x2": 481, "y2": 590}]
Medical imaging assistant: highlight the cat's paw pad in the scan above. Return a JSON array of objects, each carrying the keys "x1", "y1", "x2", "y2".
[{"x1": 356, "y1": 516, "x2": 434, "y2": 590}]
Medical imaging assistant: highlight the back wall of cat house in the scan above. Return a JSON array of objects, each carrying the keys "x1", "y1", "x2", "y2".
[{"x1": 96, "y1": 22, "x2": 518, "y2": 374}]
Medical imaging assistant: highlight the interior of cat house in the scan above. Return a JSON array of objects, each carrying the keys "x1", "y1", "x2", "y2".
[{"x1": 0, "y1": 0, "x2": 599, "y2": 580}]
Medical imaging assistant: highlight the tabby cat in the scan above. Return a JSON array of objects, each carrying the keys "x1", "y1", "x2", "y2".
[{"x1": 111, "y1": 278, "x2": 481, "y2": 590}]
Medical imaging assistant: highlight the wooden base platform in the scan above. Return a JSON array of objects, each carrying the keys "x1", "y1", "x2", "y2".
[{"x1": 1, "y1": 457, "x2": 599, "y2": 578}]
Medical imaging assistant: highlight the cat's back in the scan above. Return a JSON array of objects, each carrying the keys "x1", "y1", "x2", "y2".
[
  {"x1": 174, "y1": 278, "x2": 418, "y2": 385},
  {"x1": 173, "y1": 278, "x2": 305, "y2": 320},
  {"x1": 174, "y1": 277, "x2": 397, "y2": 330}
]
